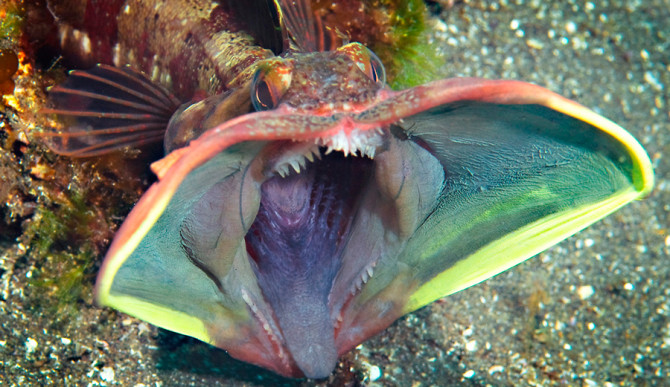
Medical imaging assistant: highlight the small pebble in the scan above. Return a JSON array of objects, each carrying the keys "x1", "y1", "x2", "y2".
[
  {"x1": 488, "y1": 365, "x2": 504, "y2": 374},
  {"x1": 644, "y1": 71, "x2": 664, "y2": 91},
  {"x1": 368, "y1": 365, "x2": 381, "y2": 382},
  {"x1": 25, "y1": 338, "x2": 38, "y2": 354},
  {"x1": 100, "y1": 367, "x2": 115, "y2": 382},
  {"x1": 577, "y1": 285, "x2": 595, "y2": 300},
  {"x1": 526, "y1": 38, "x2": 544, "y2": 49}
]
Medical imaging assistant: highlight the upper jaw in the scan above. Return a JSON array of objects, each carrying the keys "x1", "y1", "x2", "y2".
[{"x1": 262, "y1": 126, "x2": 388, "y2": 178}]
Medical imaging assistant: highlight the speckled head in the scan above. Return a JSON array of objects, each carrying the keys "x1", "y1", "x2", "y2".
[{"x1": 251, "y1": 43, "x2": 386, "y2": 114}]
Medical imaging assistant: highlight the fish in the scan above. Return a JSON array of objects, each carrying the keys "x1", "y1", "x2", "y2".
[{"x1": 40, "y1": 0, "x2": 654, "y2": 379}]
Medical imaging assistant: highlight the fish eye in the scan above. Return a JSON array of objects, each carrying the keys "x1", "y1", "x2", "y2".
[
  {"x1": 251, "y1": 74, "x2": 275, "y2": 111},
  {"x1": 365, "y1": 50, "x2": 386, "y2": 85},
  {"x1": 340, "y1": 43, "x2": 386, "y2": 86},
  {"x1": 251, "y1": 62, "x2": 292, "y2": 111}
]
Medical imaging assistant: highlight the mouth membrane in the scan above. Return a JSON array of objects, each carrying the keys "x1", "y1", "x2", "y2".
[{"x1": 244, "y1": 150, "x2": 375, "y2": 377}]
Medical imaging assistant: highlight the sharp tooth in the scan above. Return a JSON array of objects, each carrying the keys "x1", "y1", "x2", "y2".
[
  {"x1": 366, "y1": 266, "x2": 374, "y2": 278},
  {"x1": 365, "y1": 146, "x2": 373, "y2": 158},
  {"x1": 305, "y1": 152, "x2": 314, "y2": 162},
  {"x1": 324, "y1": 146, "x2": 334, "y2": 155},
  {"x1": 290, "y1": 160, "x2": 300, "y2": 173}
]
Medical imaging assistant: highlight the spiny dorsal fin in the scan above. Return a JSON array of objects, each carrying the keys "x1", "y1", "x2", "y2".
[{"x1": 274, "y1": 0, "x2": 343, "y2": 52}]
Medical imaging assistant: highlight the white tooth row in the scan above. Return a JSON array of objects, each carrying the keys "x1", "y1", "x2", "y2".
[
  {"x1": 272, "y1": 127, "x2": 384, "y2": 177},
  {"x1": 333, "y1": 259, "x2": 379, "y2": 330},
  {"x1": 350, "y1": 260, "x2": 378, "y2": 296},
  {"x1": 273, "y1": 145, "x2": 322, "y2": 177},
  {"x1": 241, "y1": 289, "x2": 289, "y2": 364},
  {"x1": 319, "y1": 127, "x2": 384, "y2": 158}
]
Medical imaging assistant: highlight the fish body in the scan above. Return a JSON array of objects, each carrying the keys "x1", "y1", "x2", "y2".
[
  {"x1": 49, "y1": 0, "x2": 273, "y2": 99},
  {"x1": 41, "y1": 0, "x2": 654, "y2": 379}
]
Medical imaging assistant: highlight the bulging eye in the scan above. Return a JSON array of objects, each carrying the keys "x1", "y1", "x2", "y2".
[
  {"x1": 340, "y1": 43, "x2": 386, "y2": 86},
  {"x1": 358, "y1": 49, "x2": 386, "y2": 85},
  {"x1": 251, "y1": 61, "x2": 292, "y2": 111}
]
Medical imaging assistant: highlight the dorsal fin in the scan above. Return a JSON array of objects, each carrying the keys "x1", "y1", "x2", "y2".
[
  {"x1": 274, "y1": 0, "x2": 343, "y2": 52},
  {"x1": 228, "y1": 0, "x2": 284, "y2": 55}
]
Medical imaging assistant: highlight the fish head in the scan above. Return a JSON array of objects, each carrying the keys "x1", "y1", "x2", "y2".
[{"x1": 251, "y1": 42, "x2": 387, "y2": 114}]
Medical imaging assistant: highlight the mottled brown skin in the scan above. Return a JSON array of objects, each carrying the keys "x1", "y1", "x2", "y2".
[
  {"x1": 313, "y1": 0, "x2": 396, "y2": 48},
  {"x1": 44, "y1": 0, "x2": 406, "y2": 101},
  {"x1": 257, "y1": 47, "x2": 382, "y2": 113},
  {"x1": 47, "y1": 0, "x2": 273, "y2": 100}
]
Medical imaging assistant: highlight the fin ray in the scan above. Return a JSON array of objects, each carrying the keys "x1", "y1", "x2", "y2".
[
  {"x1": 41, "y1": 64, "x2": 180, "y2": 156},
  {"x1": 275, "y1": 0, "x2": 341, "y2": 52}
]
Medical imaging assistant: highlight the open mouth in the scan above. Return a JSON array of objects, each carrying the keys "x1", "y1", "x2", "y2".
[
  {"x1": 244, "y1": 142, "x2": 380, "y2": 378},
  {"x1": 246, "y1": 149, "x2": 376, "y2": 286},
  {"x1": 173, "y1": 127, "x2": 443, "y2": 378}
]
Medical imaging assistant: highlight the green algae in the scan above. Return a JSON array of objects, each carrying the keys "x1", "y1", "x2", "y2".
[
  {"x1": 2, "y1": 112, "x2": 143, "y2": 325},
  {"x1": 18, "y1": 182, "x2": 108, "y2": 321},
  {"x1": 13, "y1": 151, "x2": 147, "y2": 321},
  {"x1": 28, "y1": 246, "x2": 94, "y2": 321},
  {"x1": 371, "y1": 0, "x2": 441, "y2": 89},
  {"x1": 312, "y1": 0, "x2": 441, "y2": 89},
  {"x1": 0, "y1": 1, "x2": 144, "y2": 327},
  {"x1": 0, "y1": 1, "x2": 24, "y2": 42}
]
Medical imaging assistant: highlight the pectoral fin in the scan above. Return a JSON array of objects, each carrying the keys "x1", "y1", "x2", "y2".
[{"x1": 41, "y1": 64, "x2": 180, "y2": 156}]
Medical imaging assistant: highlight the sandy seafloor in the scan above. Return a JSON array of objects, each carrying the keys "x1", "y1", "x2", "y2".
[{"x1": 1, "y1": 0, "x2": 668, "y2": 385}]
